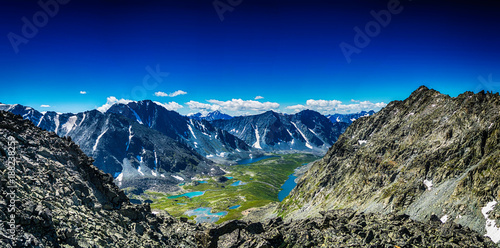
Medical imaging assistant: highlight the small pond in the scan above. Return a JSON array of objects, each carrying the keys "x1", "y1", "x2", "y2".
[
  {"x1": 184, "y1": 207, "x2": 228, "y2": 223},
  {"x1": 167, "y1": 191, "x2": 204, "y2": 199},
  {"x1": 230, "y1": 180, "x2": 247, "y2": 186}
]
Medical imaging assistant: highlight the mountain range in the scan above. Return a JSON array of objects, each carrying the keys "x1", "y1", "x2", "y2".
[
  {"x1": 1, "y1": 95, "x2": 497, "y2": 247},
  {"x1": 0, "y1": 102, "x2": 228, "y2": 190},
  {"x1": 212, "y1": 110, "x2": 350, "y2": 152},
  {"x1": 0, "y1": 101, "x2": 368, "y2": 189}
]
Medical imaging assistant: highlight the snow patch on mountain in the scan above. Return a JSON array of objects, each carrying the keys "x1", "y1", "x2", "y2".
[
  {"x1": 440, "y1": 215, "x2": 449, "y2": 223},
  {"x1": 37, "y1": 113, "x2": 45, "y2": 127},
  {"x1": 172, "y1": 175, "x2": 184, "y2": 181},
  {"x1": 126, "y1": 125, "x2": 133, "y2": 151},
  {"x1": 62, "y1": 115, "x2": 77, "y2": 134},
  {"x1": 93, "y1": 128, "x2": 108, "y2": 152},
  {"x1": 253, "y1": 127, "x2": 262, "y2": 149},
  {"x1": 482, "y1": 201, "x2": 500, "y2": 243},
  {"x1": 423, "y1": 179, "x2": 433, "y2": 190},
  {"x1": 54, "y1": 114, "x2": 60, "y2": 134},
  {"x1": 188, "y1": 123, "x2": 197, "y2": 139},
  {"x1": 128, "y1": 106, "x2": 143, "y2": 124},
  {"x1": 292, "y1": 122, "x2": 312, "y2": 149},
  {"x1": 137, "y1": 166, "x2": 145, "y2": 176}
]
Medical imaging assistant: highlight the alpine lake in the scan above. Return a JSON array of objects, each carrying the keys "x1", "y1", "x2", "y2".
[{"x1": 139, "y1": 153, "x2": 319, "y2": 224}]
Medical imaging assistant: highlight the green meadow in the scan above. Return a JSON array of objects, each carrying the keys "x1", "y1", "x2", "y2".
[{"x1": 143, "y1": 153, "x2": 319, "y2": 223}]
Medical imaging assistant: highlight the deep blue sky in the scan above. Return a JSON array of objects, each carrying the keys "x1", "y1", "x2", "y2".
[{"x1": 1, "y1": 0, "x2": 499, "y2": 115}]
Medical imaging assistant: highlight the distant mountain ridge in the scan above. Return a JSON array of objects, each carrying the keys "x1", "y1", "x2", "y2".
[
  {"x1": 212, "y1": 110, "x2": 349, "y2": 152},
  {"x1": 188, "y1": 110, "x2": 233, "y2": 121},
  {"x1": 326, "y1": 110, "x2": 375, "y2": 124},
  {"x1": 105, "y1": 100, "x2": 251, "y2": 158}
]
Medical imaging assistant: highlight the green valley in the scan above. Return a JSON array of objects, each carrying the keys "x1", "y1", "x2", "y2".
[{"x1": 142, "y1": 153, "x2": 319, "y2": 223}]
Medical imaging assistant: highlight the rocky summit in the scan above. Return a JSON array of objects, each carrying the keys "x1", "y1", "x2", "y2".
[{"x1": 281, "y1": 86, "x2": 500, "y2": 244}]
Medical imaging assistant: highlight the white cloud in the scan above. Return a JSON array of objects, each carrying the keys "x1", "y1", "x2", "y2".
[
  {"x1": 286, "y1": 99, "x2": 386, "y2": 114},
  {"x1": 97, "y1": 96, "x2": 133, "y2": 113},
  {"x1": 154, "y1": 101, "x2": 183, "y2": 111},
  {"x1": 186, "y1": 101, "x2": 221, "y2": 112},
  {"x1": 208, "y1": 99, "x2": 279, "y2": 112},
  {"x1": 40, "y1": 105, "x2": 50, "y2": 108},
  {"x1": 255, "y1": 96, "x2": 264, "y2": 100},
  {"x1": 286, "y1": 104, "x2": 307, "y2": 111},
  {"x1": 155, "y1": 90, "x2": 187, "y2": 97},
  {"x1": 186, "y1": 99, "x2": 279, "y2": 115},
  {"x1": 80, "y1": 91, "x2": 87, "y2": 95},
  {"x1": 351, "y1": 99, "x2": 360, "y2": 103}
]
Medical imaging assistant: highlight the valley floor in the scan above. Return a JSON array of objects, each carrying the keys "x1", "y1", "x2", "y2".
[{"x1": 138, "y1": 153, "x2": 319, "y2": 224}]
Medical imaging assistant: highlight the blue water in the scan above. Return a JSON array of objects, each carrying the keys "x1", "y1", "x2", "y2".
[
  {"x1": 225, "y1": 176, "x2": 233, "y2": 179},
  {"x1": 177, "y1": 203, "x2": 187, "y2": 205},
  {"x1": 230, "y1": 180, "x2": 247, "y2": 186},
  {"x1": 278, "y1": 174, "x2": 298, "y2": 201},
  {"x1": 184, "y1": 207, "x2": 228, "y2": 223},
  {"x1": 237, "y1": 155, "x2": 279, "y2": 165},
  {"x1": 167, "y1": 191, "x2": 204, "y2": 199},
  {"x1": 178, "y1": 183, "x2": 185, "y2": 186},
  {"x1": 198, "y1": 181, "x2": 208, "y2": 184},
  {"x1": 228, "y1": 205, "x2": 241, "y2": 209},
  {"x1": 113, "y1": 172, "x2": 121, "y2": 178}
]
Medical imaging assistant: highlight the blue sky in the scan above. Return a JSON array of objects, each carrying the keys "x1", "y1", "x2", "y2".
[{"x1": 1, "y1": 0, "x2": 499, "y2": 116}]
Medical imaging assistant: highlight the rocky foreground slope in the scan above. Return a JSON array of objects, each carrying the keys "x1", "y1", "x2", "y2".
[
  {"x1": 0, "y1": 103, "x2": 497, "y2": 247},
  {"x1": 0, "y1": 111, "x2": 201, "y2": 247},
  {"x1": 281, "y1": 86, "x2": 500, "y2": 244}
]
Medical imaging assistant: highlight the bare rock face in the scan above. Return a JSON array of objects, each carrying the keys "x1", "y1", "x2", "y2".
[
  {"x1": 0, "y1": 111, "x2": 200, "y2": 247},
  {"x1": 281, "y1": 86, "x2": 500, "y2": 242},
  {"x1": 200, "y1": 209, "x2": 496, "y2": 248}
]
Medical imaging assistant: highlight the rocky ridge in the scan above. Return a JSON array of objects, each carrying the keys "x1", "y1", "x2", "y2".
[{"x1": 281, "y1": 86, "x2": 500, "y2": 244}]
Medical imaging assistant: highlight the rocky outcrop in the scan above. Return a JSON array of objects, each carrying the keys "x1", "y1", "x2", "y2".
[
  {"x1": 201, "y1": 209, "x2": 496, "y2": 247},
  {"x1": 281, "y1": 86, "x2": 500, "y2": 244},
  {"x1": 0, "y1": 111, "x2": 201, "y2": 247}
]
